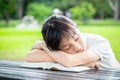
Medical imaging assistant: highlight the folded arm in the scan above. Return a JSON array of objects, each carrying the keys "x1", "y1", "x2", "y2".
[
  {"x1": 24, "y1": 41, "x2": 55, "y2": 62},
  {"x1": 44, "y1": 49, "x2": 100, "y2": 67},
  {"x1": 24, "y1": 40, "x2": 100, "y2": 69},
  {"x1": 24, "y1": 49, "x2": 56, "y2": 62}
]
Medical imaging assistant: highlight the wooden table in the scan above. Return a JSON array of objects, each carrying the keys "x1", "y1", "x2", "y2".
[{"x1": 0, "y1": 60, "x2": 120, "y2": 80}]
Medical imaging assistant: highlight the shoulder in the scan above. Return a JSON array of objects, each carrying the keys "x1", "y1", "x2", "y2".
[
  {"x1": 81, "y1": 33, "x2": 108, "y2": 42},
  {"x1": 80, "y1": 33, "x2": 111, "y2": 52},
  {"x1": 81, "y1": 33, "x2": 105, "y2": 38}
]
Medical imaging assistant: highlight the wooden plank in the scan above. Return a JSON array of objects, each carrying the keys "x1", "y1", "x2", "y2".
[
  {"x1": 0, "y1": 68, "x2": 87, "y2": 80},
  {"x1": 0, "y1": 61, "x2": 89, "y2": 80},
  {"x1": 0, "y1": 60, "x2": 119, "y2": 80},
  {"x1": 0, "y1": 66, "x2": 93, "y2": 80},
  {"x1": 0, "y1": 60, "x2": 120, "y2": 80}
]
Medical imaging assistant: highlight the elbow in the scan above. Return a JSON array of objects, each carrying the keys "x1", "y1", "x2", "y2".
[
  {"x1": 24, "y1": 51, "x2": 35, "y2": 62},
  {"x1": 24, "y1": 53, "x2": 32, "y2": 62},
  {"x1": 24, "y1": 57, "x2": 30, "y2": 62}
]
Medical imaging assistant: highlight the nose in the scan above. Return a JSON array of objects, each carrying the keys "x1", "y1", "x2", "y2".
[{"x1": 72, "y1": 43, "x2": 81, "y2": 53}]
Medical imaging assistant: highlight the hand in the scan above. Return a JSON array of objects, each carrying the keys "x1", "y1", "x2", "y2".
[
  {"x1": 86, "y1": 62, "x2": 99, "y2": 70},
  {"x1": 31, "y1": 40, "x2": 46, "y2": 50}
]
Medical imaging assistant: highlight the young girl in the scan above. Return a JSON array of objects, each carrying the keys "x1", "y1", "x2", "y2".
[{"x1": 25, "y1": 14, "x2": 120, "y2": 70}]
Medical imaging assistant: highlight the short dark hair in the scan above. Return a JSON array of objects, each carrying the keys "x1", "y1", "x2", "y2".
[{"x1": 42, "y1": 14, "x2": 79, "y2": 50}]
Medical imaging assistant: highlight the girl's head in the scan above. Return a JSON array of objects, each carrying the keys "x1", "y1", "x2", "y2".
[{"x1": 42, "y1": 14, "x2": 81, "y2": 53}]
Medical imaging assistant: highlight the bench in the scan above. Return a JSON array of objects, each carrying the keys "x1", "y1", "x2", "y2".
[{"x1": 0, "y1": 60, "x2": 120, "y2": 80}]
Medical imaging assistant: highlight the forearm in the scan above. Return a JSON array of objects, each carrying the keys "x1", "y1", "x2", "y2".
[
  {"x1": 45, "y1": 51, "x2": 70, "y2": 67},
  {"x1": 24, "y1": 49, "x2": 56, "y2": 62},
  {"x1": 46, "y1": 49, "x2": 99, "y2": 67}
]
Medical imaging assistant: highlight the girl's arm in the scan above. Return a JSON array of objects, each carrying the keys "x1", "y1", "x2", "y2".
[
  {"x1": 24, "y1": 41, "x2": 99, "y2": 69},
  {"x1": 24, "y1": 40, "x2": 56, "y2": 62},
  {"x1": 24, "y1": 49, "x2": 56, "y2": 62},
  {"x1": 24, "y1": 49, "x2": 99, "y2": 69},
  {"x1": 44, "y1": 48, "x2": 100, "y2": 67}
]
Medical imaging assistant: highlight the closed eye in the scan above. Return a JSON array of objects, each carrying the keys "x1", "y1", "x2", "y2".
[{"x1": 74, "y1": 35, "x2": 79, "y2": 41}]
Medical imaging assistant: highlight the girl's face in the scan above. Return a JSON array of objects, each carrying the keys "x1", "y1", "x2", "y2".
[{"x1": 59, "y1": 34, "x2": 82, "y2": 54}]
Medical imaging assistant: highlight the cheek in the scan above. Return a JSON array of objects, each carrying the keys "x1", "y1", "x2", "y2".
[
  {"x1": 63, "y1": 50, "x2": 75, "y2": 54},
  {"x1": 78, "y1": 39, "x2": 82, "y2": 45}
]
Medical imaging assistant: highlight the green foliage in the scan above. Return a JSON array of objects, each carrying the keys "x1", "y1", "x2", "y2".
[
  {"x1": 0, "y1": 0, "x2": 119, "y2": 20},
  {"x1": 49, "y1": 0, "x2": 78, "y2": 10},
  {"x1": 70, "y1": 2, "x2": 96, "y2": 21},
  {"x1": 91, "y1": 0, "x2": 113, "y2": 18},
  {"x1": 0, "y1": 0, "x2": 17, "y2": 19},
  {"x1": 27, "y1": 3, "x2": 53, "y2": 21}
]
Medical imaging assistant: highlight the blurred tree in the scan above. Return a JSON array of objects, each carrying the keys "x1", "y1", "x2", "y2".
[
  {"x1": 28, "y1": 0, "x2": 78, "y2": 17},
  {"x1": 108, "y1": 0, "x2": 119, "y2": 20},
  {"x1": 46, "y1": 0, "x2": 113, "y2": 19},
  {"x1": 87, "y1": 0, "x2": 112, "y2": 19},
  {"x1": 0, "y1": 0, "x2": 119, "y2": 22},
  {"x1": 70, "y1": 2, "x2": 96, "y2": 22},
  {"x1": 0, "y1": 0, "x2": 16, "y2": 25},
  {"x1": 51, "y1": 0, "x2": 78, "y2": 13},
  {"x1": 27, "y1": 3, "x2": 53, "y2": 21},
  {"x1": 16, "y1": 0, "x2": 24, "y2": 19}
]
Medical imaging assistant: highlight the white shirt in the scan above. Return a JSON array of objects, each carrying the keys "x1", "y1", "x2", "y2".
[{"x1": 81, "y1": 33, "x2": 120, "y2": 70}]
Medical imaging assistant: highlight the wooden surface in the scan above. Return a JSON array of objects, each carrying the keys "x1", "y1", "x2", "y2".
[{"x1": 0, "y1": 60, "x2": 120, "y2": 80}]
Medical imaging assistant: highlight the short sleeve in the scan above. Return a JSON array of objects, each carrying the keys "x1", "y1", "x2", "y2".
[
  {"x1": 83, "y1": 33, "x2": 120, "y2": 70},
  {"x1": 88, "y1": 38, "x2": 111, "y2": 61}
]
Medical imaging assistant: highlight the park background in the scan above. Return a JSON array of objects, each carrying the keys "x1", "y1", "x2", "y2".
[{"x1": 0, "y1": 0, "x2": 120, "y2": 62}]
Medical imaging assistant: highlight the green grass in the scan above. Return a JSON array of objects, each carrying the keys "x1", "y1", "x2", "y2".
[
  {"x1": 0, "y1": 20, "x2": 20, "y2": 28},
  {"x1": 0, "y1": 20, "x2": 120, "y2": 62},
  {"x1": 75, "y1": 19, "x2": 120, "y2": 26},
  {"x1": 0, "y1": 28, "x2": 42, "y2": 60}
]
